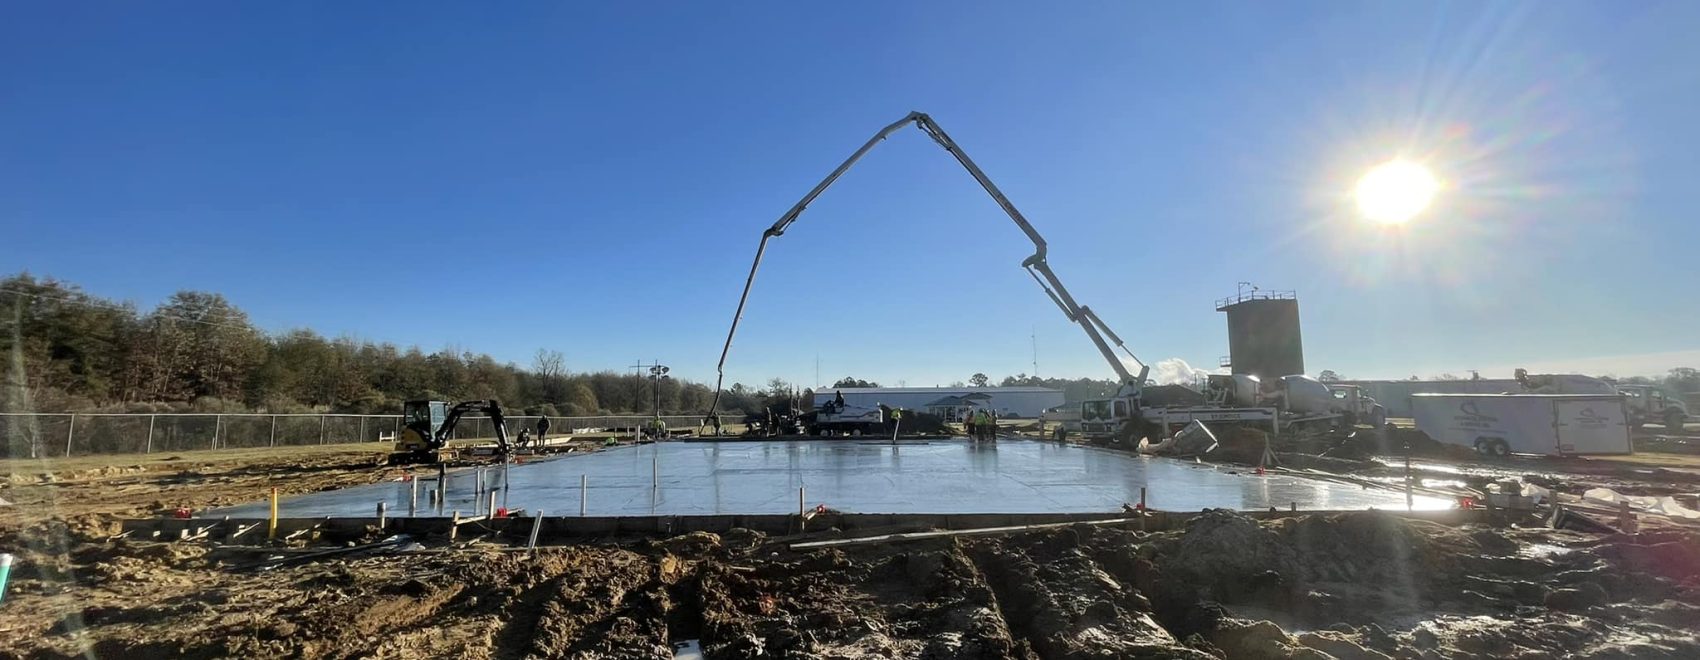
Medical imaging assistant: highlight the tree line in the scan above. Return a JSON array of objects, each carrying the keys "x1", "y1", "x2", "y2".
[{"x1": 0, "y1": 273, "x2": 791, "y2": 417}]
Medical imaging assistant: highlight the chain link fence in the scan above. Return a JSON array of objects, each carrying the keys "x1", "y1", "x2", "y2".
[{"x1": 0, "y1": 413, "x2": 707, "y2": 459}]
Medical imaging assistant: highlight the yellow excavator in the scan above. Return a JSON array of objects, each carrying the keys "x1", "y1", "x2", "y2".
[{"x1": 387, "y1": 399, "x2": 515, "y2": 465}]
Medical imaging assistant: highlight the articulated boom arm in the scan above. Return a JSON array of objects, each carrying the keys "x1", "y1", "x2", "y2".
[
  {"x1": 704, "y1": 112, "x2": 1148, "y2": 424},
  {"x1": 439, "y1": 399, "x2": 512, "y2": 453}
]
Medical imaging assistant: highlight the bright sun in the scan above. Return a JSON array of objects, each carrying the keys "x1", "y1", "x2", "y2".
[{"x1": 1355, "y1": 160, "x2": 1438, "y2": 224}]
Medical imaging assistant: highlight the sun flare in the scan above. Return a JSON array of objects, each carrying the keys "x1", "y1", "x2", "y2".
[{"x1": 1355, "y1": 160, "x2": 1438, "y2": 224}]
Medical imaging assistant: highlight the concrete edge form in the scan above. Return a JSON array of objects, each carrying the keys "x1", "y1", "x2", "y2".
[{"x1": 123, "y1": 508, "x2": 1488, "y2": 544}]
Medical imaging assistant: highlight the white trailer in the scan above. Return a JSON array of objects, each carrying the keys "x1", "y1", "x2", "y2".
[{"x1": 1411, "y1": 394, "x2": 1631, "y2": 457}]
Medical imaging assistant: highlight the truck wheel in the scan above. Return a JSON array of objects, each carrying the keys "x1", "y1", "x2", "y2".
[
  {"x1": 1666, "y1": 409, "x2": 1686, "y2": 432},
  {"x1": 1488, "y1": 439, "x2": 1511, "y2": 457}
]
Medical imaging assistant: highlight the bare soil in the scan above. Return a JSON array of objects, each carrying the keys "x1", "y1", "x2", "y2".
[{"x1": 4, "y1": 442, "x2": 1700, "y2": 659}]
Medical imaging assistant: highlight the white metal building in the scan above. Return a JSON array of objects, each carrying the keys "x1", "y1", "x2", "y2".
[{"x1": 812, "y1": 386, "x2": 1064, "y2": 420}]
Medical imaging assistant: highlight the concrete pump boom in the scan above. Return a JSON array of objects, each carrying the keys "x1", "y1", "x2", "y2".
[{"x1": 703, "y1": 112, "x2": 1148, "y2": 425}]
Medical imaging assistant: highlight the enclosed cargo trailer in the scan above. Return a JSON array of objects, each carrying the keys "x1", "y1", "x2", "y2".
[{"x1": 1411, "y1": 393, "x2": 1631, "y2": 456}]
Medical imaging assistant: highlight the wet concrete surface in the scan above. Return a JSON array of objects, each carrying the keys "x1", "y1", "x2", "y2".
[{"x1": 213, "y1": 439, "x2": 1451, "y2": 518}]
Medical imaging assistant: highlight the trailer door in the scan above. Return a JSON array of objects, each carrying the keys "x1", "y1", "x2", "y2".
[{"x1": 1553, "y1": 398, "x2": 1633, "y2": 455}]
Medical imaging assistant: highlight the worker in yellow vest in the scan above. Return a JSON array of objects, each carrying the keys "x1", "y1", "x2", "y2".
[{"x1": 973, "y1": 409, "x2": 992, "y2": 443}]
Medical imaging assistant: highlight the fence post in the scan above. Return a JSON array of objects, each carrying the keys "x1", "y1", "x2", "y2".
[
  {"x1": 269, "y1": 416, "x2": 278, "y2": 447},
  {"x1": 145, "y1": 414, "x2": 156, "y2": 454},
  {"x1": 212, "y1": 414, "x2": 223, "y2": 450},
  {"x1": 64, "y1": 413, "x2": 77, "y2": 457},
  {"x1": 319, "y1": 415, "x2": 327, "y2": 445},
  {"x1": 360, "y1": 417, "x2": 367, "y2": 443}
]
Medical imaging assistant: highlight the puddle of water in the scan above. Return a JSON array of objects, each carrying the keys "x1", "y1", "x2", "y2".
[
  {"x1": 1518, "y1": 543, "x2": 1574, "y2": 559},
  {"x1": 671, "y1": 640, "x2": 703, "y2": 659}
]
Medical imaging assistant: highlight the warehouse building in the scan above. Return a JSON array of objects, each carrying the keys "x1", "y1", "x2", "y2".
[{"x1": 812, "y1": 386, "x2": 1064, "y2": 421}]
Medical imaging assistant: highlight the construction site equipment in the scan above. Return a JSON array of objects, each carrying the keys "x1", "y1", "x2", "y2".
[
  {"x1": 1326, "y1": 383, "x2": 1388, "y2": 428},
  {"x1": 388, "y1": 399, "x2": 515, "y2": 465},
  {"x1": 1411, "y1": 393, "x2": 1632, "y2": 456},
  {"x1": 741, "y1": 408, "x2": 804, "y2": 438},
  {"x1": 1614, "y1": 383, "x2": 1690, "y2": 430},
  {"x1": 812, "y1": 400, "x2": 886, "y2": 436},
  {"x1": 1075, "y1": 373, "x2": 1349, "y2": 443},
  {"x1": 703, "y1": 111, "x2": 1149, "y2": 430},
  {"x1": 1039, "y1": 404, "x2": 1082, "y2": 442}
]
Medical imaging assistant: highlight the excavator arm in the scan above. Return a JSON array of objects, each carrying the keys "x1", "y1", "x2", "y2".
[
  {"x1": 704, "y1": 112, "x2": 1148, "y2": 425},
  {"x1": 438, "y1": 400, "x2": 512, "y2": 454}
]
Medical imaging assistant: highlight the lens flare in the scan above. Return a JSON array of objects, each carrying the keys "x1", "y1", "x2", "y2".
[{"x1": 1355, "y1": 160, "x2": 1439, "y2": 224}]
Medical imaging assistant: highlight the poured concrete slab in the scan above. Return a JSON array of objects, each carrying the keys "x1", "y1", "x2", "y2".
[{"x1": 212, "y1": 439, "x2": 1451, "y2": 518}]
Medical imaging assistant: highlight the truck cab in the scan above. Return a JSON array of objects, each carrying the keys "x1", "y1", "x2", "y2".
[
  {"x1": 1615, "y1": 384, "x2": 1689, "y2": 430},
  {"x1": 1326, "y1": 384, "x2": 1387, "y2": 428}
]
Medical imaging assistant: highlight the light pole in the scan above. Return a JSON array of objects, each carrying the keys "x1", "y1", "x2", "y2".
[{"x1": 649, "y1": 363, "x2": 670, "y2": 422}]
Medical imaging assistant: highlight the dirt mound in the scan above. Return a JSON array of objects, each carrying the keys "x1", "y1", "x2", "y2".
[
  {"x1": 1152, "y1": 509, "x2": 1301, "y2": 605},
  {"x1": 967, "y1": 528, "x2": 1213, "y2": 659}
]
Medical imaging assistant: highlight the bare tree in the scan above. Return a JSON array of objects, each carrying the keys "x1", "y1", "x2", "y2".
[{"x1": 532, "y1": 349, "x2": 568, "y2": 403}]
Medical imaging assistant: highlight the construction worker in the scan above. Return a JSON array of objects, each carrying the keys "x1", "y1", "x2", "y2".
[
  {"x1": 890, "y1": 407, "x2": 904, "y2": 438},
  {"x1": 962, "y1": 407, "x2": 976, "y2": 440},
  {"x1": 536, "y1": 415, "x2": 551, "y2": 443},
  {"x1": 977, "y1": 409, "x2": 994, "y2": 443},
  {"x1": 644, "y1": 418, "x2": 667, "y2": 440}
]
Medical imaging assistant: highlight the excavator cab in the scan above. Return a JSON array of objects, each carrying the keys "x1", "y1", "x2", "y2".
[
  {"x1": 388, "y1": 399, "x2": 511, "y2": 465},
  {"x1": 396, "y1": 400, "x2": 448, "y2": 454}
]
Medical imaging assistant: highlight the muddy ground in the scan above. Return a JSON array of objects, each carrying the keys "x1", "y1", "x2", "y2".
[
  {"x1": 1172, "y1": 425, "x2": 1700, "y2": 502},
  {"x1": 5, "y1": 442, "x2": 1700, "y2": 658}
]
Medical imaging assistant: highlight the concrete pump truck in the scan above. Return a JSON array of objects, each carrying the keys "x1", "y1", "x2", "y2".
[{"x1": 699, "y1": 111, "x2": 1156, "y2": 442}]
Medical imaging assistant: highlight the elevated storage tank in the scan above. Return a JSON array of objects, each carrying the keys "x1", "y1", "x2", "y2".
[{"x1": 1216, "y1": 290, "x2": 1304, "y2": 381}]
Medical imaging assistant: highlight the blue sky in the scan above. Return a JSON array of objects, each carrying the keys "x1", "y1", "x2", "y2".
[{"x1": 4, "y1": 2, "x2": 1698, "y2": 388}]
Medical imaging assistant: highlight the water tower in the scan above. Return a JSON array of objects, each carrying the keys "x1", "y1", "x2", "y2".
[{"x1": 1215, "y1": 284, "x2": 1304, "y2": 381}]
